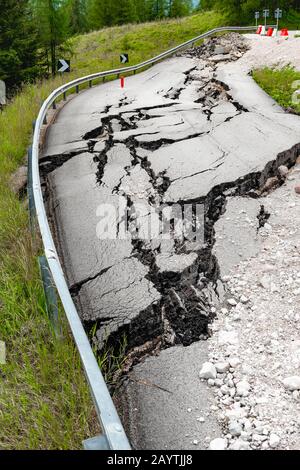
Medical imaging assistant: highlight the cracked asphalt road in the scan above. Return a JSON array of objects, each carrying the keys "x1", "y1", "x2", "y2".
[{"x1": 43, "y1": 34, "x2": 300, "y2": 449}]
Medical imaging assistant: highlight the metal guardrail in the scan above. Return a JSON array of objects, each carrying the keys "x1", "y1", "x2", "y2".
[{"x1": 30, "y1": 25, "x2": 257, "y2": 451}]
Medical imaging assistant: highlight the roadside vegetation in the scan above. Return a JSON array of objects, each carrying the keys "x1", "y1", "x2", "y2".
[{"x1": 253, "y1": 66, "x2": 300, "y2": 114}]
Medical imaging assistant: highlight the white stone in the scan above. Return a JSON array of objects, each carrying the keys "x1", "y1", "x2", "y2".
[
  {"x1": 209, "y1": 438, "x2": 228, "y2": 450},
  {"x1": 264, "y1": 223, "x2": 272, "y2": 231},
  {"x1": 219, "y1": 330, "x2": 239, "y2": 346},
  {"x1": 214, "y1": 379, "x2": 223, "y2": 387},
  {"x1": 215, "y1": 362, "x2": 230, "y2": 373},
  {"x1": 225, "y1": 405, "x2": 247, "y2": 421},
  {"x1": 199, "y1": 362, "x2": 217, "y2": 380},
  {"x1": 221, "y1": 385, "x2": 230, "y2": 395},
  {"x1": 243, "y1": 419, "x2": 252, "y2": 432},
  {"x1": 228, "y1": 421, "x2": 242, "y2": 436},
  {"x1": 278, "y1": 165, "x2": 289, "y2": 178},
  {"x1": 259, "y1": 276, "x2": 271, "y2": 289},
  {"x1": 282, "y1": 376, "x2": 300, "y2": 391},
  {"x1": 269, "y1": 433, "x2": 280, "y2": 449},
  {"x1": 229, "y1": 357, "x2": 241, "y2": 368},
  {"x1": 240, "y1": 295, "x2": 249, "y2": 304},
  {"x1": 227, "y1": 298, "x2": 237, "y2": 307},
  {"x1": 236, "y1": 380, "x2": 251, "y2": 397},
  {"x1": 230, "y1": 439, "x2": 250, "y2": 450}
]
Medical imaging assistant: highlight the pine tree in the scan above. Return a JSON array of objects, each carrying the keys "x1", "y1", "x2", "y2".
[
  {"x1": 88, "y1": 0, "x2": 117, "y2": 28},
  {"x1": 31, "y1": 0, "x2": 70, "y2": 75},
  {"x1": 89, "y1": 0, "x2": 138, "y2": 27},
  {"x1": 147, "y1": 0, "x2": 168, "y2": 20},
  {"x1": 169, "y1": 0, "x2": 192, "y2": 18},
  {"x1": 135, "y1": 0, "x2": 151, "y2": 22},
  {"x1": 0, "y1": 0, "x2": 40, "y2": 92},
  {"x1": 114, "y1": 0, "x2": 138, "y2": 25},
  {"x1": 68, "y1": 0, "x2": 88, "y2": 34}
]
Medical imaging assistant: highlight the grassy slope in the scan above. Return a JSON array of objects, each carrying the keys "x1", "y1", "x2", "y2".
[
  {"x1": 253, "y1": 66, "x2": 300, "y2": 114},
  {"x1": 0, "y1": 11, "x2": 225, "y2": 449}
]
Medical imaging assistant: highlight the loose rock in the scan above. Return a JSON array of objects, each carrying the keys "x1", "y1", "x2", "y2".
[
  {"x1": 269, "y1": 433, "x2": 280, "y2": 449},
  {"x1": 228, "y1": 420, "x2": 242, "y2": 436},
  {"x1": 282, "y1": 376, "x2": 300, "y2": 391},
  {"x1": 209, "y1": 437, "x2": 228, "y2": 450},
  {"x1": 199, "y1": 362, "x2": 217, "y2": 380},
  {"x1": 278, "y1": 165, "x2": 289, "y2": 178},
  {"x1": 215, "y1": 362, "x2": 230, "y2": 373}
]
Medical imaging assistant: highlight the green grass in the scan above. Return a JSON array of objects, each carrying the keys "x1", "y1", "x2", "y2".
[
  {"x1": 253, "y1": 66, "x2": 300, "y2": 114},
  {"x1": 0, "y1": 10, "x2": 226, "y2": 449},
  {"x1": 71, "y1": 11, "x2": 225, "y2": 75},
  {"x1": 0, "y1": 190, "x2": 99, "y2": 449}
]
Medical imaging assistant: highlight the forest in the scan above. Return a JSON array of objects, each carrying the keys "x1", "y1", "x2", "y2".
[{"x1": 1, "y1": 0, "x2": 300, "y2": 92}]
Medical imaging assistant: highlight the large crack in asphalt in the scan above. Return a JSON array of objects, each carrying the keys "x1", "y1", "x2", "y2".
[{"x1": 42, "y1": 36, "x2": 300, "y2": 386}]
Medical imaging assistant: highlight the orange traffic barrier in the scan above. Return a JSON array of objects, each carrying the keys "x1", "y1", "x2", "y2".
[
  {"x1": 256, "y1": 25, "x2": 262, "y2": 34},
  {"x1": 266, "y1": 27, "x2": 273, "y2": 37},
  {"x1": 280, "y1": 28, "x2": 289, "y2": 36}
]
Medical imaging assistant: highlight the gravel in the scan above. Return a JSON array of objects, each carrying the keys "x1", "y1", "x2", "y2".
[
  {"x1": 239, "y1": 33, "x2": 300, "y2": 72},
  {"x1": 200, "y1": 158, "x2": 300, "y2": 450}
]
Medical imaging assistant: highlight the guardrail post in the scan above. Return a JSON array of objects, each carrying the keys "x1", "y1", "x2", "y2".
[
  {"x1": 83, "y1": 435, "x2": 110, "y2": 450},
  {"x1": 76, "y1": 85, "x2": 79, "y2": 94},
  {"x1": 38, "y1": 255, "x2": 62, "y2": 338},
  {"x1": 89, "y1": 80, "x2": 92, "y2": 88},
  {"x1": 63, "y1": 91, "x2": 67, "y2": 101},
  {"x1": 27, "y1": 146, "x2": 36, "y2": 232},
  {"x1": 52, "y1": 100, "x2": 56, "y2": 110}
]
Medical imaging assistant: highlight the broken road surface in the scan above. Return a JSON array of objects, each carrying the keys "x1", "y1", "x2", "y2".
[{"x1": 42, "y1": 33, "x2": 300, "y2": 449}]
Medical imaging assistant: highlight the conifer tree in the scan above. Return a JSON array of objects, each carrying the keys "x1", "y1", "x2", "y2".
[
  {"x1": 68, "y1": 0, "x2": 88, "y2": 34},
  {"x1": 0, "y1": 0, "x2": 40, "y2": 92},
  {"x1": 31, "y1": 0, "x2": 70, "y2": 75},
  {"x1": 169, "y1": 0, "x2": 192, "y2": 18},
  {"x1": 148, "y1": 0, "x2": 168, "y2": 20},
  {"x1": 88, "y1": 0, "x2": 117, "y2": 28},
  {"x1": 114, "y1": 0, "x2": 138, "y2": 25}
]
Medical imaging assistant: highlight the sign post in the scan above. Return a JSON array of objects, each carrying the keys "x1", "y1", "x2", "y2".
[
  {"x1": 0, "y1": 80, "x2": 6, "y2": 107},
  {"x1": 255, "y1": 11, "x2": 260, "y2": 28},
  {"x1": 275, "y1": 8, "x2": 282, "y2": 31},
  {"x1": 263, "y1": 9, "x2": 269, "y2": 29}
]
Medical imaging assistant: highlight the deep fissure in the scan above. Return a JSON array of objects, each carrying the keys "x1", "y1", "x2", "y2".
[{"x1": 42, "y1": 35, "x2": 300, "y2": 382}]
